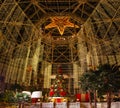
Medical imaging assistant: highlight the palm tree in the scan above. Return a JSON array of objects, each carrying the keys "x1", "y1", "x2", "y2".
[{"x1": 97, "y1": 63, "x2": 120, "y2": 108}]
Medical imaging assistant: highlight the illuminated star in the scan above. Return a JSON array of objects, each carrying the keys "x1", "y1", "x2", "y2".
[{"x1": 45, "y1": 16, "x2": 79, "y2": 35}]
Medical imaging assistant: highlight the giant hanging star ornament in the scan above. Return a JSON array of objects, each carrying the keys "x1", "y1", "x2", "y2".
[{"x1": 45, "y1": 16, "x2": 79, "y2": 35}]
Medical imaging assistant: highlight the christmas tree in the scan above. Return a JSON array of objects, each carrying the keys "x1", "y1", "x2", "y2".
[{"x1": 49, "y1": 66, "x2": 67, "y2": 97}]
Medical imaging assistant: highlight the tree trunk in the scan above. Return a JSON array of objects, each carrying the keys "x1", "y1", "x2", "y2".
[
  {"x1": 88, "y1": 91, "x2": 93, "y2": 108},
  {"x1": 107, "y1": 91, "x2": 112, "y2": 108},
  {"x1": 94, "y1": 90, "x2": 97, "y2": 108}
]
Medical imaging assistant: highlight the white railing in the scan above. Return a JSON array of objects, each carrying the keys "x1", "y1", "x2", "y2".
[{"x1": 3, "y1": 102, "x2": 120, "y2": 108}]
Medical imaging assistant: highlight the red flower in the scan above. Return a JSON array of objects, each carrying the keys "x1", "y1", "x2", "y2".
[
  {"x1": 49, "y1": 91, "x2": 54, "y2": 96},
  {"x1": 60, "y1": 91, "x2": 66, "y2": 96}
]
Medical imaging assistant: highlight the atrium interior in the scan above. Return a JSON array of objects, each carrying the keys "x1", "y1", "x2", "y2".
[{"x1": 0, "y1": 0, "x2": 120, "y2": 103}]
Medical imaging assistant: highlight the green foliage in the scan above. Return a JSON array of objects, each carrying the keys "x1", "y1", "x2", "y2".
[
  {"x1": 97, "y1": 63, "x2": 120, "y2": 93},
  {"x1": 79, "y1": 63, "x2": 120, "y2": 104},
  {"x1": 11, "y1": 83, "x2": 23, "y2": 91},
  {"x1": 79, "y1": 63, "x2": 120, "y2": 94},
  {"x1": 79, "y1": 69, "x2": 101, "y2": 92},
  {"x1": 0, "y1": 90, "x2": 16, "y2": 103},
  {"x1": 0, "y1": 90, "x2": 31, "y2": 103},
  {"x1": 0, "y1": 92, "x2": 5, "y2": 102},
  {"x1": 16, "y1": 92, "x2": 31, "y2": 102}
]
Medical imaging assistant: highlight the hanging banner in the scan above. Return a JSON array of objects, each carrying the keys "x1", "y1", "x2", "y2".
[
  {"x1": 69, "y1": 102, "x2": 80, "y2": 108},
  {"x1": 96, "y1": 103, "x2": 102, "y2": 108},
  {"x1": 56, "y1": 102, "x2": 67, "y2": 108},
  {"x1": 111, "y1": 102, "x2": 120, "y2": 108},
  {"x1": 30, "y1": 104, "x2": 41, "y2": 108},
  {"x1": 101, "y1": 102, "x2": 107, "y2": 108},
  {"x1": 42, "y1": 102, "x2": 54, "y2": 108}
]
